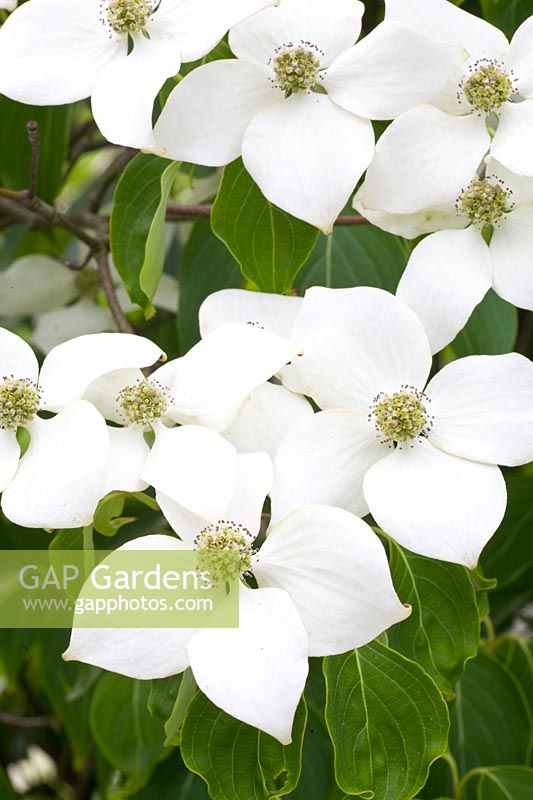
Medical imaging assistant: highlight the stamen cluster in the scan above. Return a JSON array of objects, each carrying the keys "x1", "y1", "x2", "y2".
[
  {"x1": 461, "y1": 60, "x2": 515, "y2": 113},
  {"x1": 456, "y1": 178, "x2": 513, "y2": 227},
  {"x1": 370, "y1": 386, "x2": 431, "y2": 445},
  {"x1": 0, "y1": 376, "x2": 41, "y2": 430},
  {"x1": 117, "y1": 379, "x2": 169, "y2": 428},
  {"x1": 195, "y1": 521, "x2": 255, "y2": 585},
  {"x1": 272, "y1": 42, "x2": 322, "y2": 97},
  {"x1": 105, "y1": 0, "x2": 153, "y2": 35}
]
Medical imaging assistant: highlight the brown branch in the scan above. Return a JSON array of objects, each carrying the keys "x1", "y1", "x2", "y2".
[
  {"x1": 94, "y1": 245, "x2": 134, "y2": 334},
  {"x1": 26, "y1": 120, "x2": 40, "y2": 199},
  {"x1": 0, "y1": 710, "x2": 59, "y2": 730},
  {"x1": 165, "y1": 202, "x2": 368, "y2": 226}
]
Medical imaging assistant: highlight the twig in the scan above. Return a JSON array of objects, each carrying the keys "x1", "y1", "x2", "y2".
[
  {"x1": 165, "y1": 202, "x2": 368, "y2": 226},
  {"x1": 26, "y1": 120, "x2": 40, "y2": 200},
  {"x1": 94, "y1": 245, "x2": 134, "y2": 334},
  {"x1": 333, "y1": 214, "x2": 369, "y2": 226},
  {"x1": 0, "y1": 710, "x2": 59, "y2": 730},
  {"x1": 89, "y1": 148, "x2": 135, "y2": 213}
]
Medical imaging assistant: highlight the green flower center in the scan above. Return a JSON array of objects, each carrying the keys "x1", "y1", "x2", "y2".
[
  {"x1": 106, "y1": 0, "x2": 153, "y2": 34},
  {"x1": 462, "y1": 60, "x2": 514, "y2": 113},
  {"x1": 273, "y1": 44, "x2": 321, "y2": 97},
  {"x1": 371, "y1": 388, "x2": 430, "y2": 444},
  {"x1": 74, "y1": 268, "x2": 101, "y2": 299},
  {"x1": 195, "y1": 521, "x2": 254, "y2": 586},
  {"x1": 117, "y1": 380, "x2": 169, "y2": 427},
  {"x1": 0, "y1": 376, "x2": 41, "y2": 430},
  {"x1": 456, "y1": 178, "x2": 513, "y2": 227}
]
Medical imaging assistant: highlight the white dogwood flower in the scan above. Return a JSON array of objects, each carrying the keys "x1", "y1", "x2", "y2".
[
  {"x1": 79, "y1": 322, "x2": 301, "y2": 495},
  {"x1": 65, "y1": 446, "x2": 409, "y2": 743},
  {"x1": 0, "y1": 328, "x2": 163, "y2": 528},
  {"x1": 270, "y1": 287, "x2": 533, "y2": 568},
  {"x1": 386, "y1": 0, "x2": 533, "y2": 176},
  {"x1": 0, "y1": 0, "x2": 274, "y2": 149},
  {"x1": 154, "y1": 0, "x2": 465, "y2": 231},
  {"x1": 357, "y1": 119, "x2": 533, "y2": 351}
]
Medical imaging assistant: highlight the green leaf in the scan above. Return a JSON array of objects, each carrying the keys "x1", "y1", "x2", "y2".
[
  {"x1": 459, "y1": 766, "x2": 533, "y2": 800},
  {"x1": 446, "y1": 290, "x2": 517, "y2": 358},
  {"x1": 0, "y1": 765, "x2": 16, "y2": 800},
  {"x1": 50, "y1": 528, "x2": 84, "y2": 550},
  {"x1": 0, "y1": 98, "x2": 71, "y2": 202},
  {"x1": 178, "y1": 217, "x2": 242, "y2": 353},
  {"x1": 211, "y1": 159, "x2": 319, "y2": 292},
  {"x1": 90, "y1": 673, "x2": 167, "y2": 791},
  {"x1": 148, "y1": 675, "x2": 182, "y2": 721},
  {"x1": 110, "y1": 153, "x2": 179, "y2": 313},
  {"x1": 387, "y1": 541, "x2": 480, "y2": 694},
  {"x1": 297, "y1": 224, "x2": 408, "y2": 291},
  {"x1": 324, "y1": 641, "x2": 449, "y2": 800},
  {"x1": 449, "y1": 652, "x2": 532, "y2": 775},
  {"x1": 485, "y1": 636, "x2": 533, "y2": 721},
  {"x1": 129, "y1": 755, "x2": 210, "y2": 799},
  {"x1": 479, "y1": 0, "x2": 532, "y2": 38},
  {"x1": 164, "y1": 669, "x2": 197, "y2": 746},
  {"x1": 286, "y1": 703, "x2": 336, "y2": 800},
  {"x1": 181, "y1": 693, "x2": 307, "y2": 800}
]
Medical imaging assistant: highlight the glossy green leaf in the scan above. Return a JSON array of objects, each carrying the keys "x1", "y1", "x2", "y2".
[
  {"x1": 90, "y1": 673, "x2": 167, "y2": 790},
  {"x1": 148, "y1": 675, "x2": 182, "y2": 721},
  {"x1": 211, "y1": 159, "x2": 319, "y2": 292},
  {"x1": 129, "y1": 755, "x2": 210, "y2": 799},
  {"x1": 459, "y1": 766, "x2": 533, "y2": 800},
  {"x1": 479, "y1": 0, "x2": 532, "y2": 38},
  {"x1": 164, "y1": 668, "x2": 197, "y2": 746},
  {"x1": 0, "y1": 98, "x2": 71, "y2": 202},
  {"x1": 387, "y1": 541, "x2": 480, "y2": 694},
  {"x1": 485, "y1": 636, "x2": 533, "y2": 721},
  {"x1": 181, "y1": 692, "x2": 307, "y2": 800},
  {"x1": 447, "y1": 290, "x2": 517, "y2": 358},
  {"x1": 449, "y1": 652, "x2": 531, "y2": 775},
  {"x1": 297, "y1": 223, "x2": 408, "y2": 291},
  {"x1": 110, "y1": 153, "x2": 179, "y2": 313},
  {"x1": 178, "y1": 217, "x2": 241, "y2": 353},
  {"x1": 324, "y1": 641, "x2": 449, "y2": 800}
]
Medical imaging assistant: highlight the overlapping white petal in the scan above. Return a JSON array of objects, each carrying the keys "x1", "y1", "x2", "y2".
[
  {"x1": 229, "y1": 0, "x2": 364, "y2": 67},
  {"x1": 426, "y1": 354, "x2": 533, "y2": 466},
  {"x1": 223, "y1": 382, "x2": 313, "y2": 457},
  {"x1": 492, "y1": 100, "x2": 533, "y2": 178},
  {"x1": 38, "y1": 333, "x2": 164, "y2": 412},
  {"x1": 397, "y1": 228, "x2": 492, "y2": 354},
  {"x1": 187, "y1": 584, "x2": 308, "y2": 744},
  {"x1": 270, "y1": 410, "x2": 385, "y2": 523},
  {"x1": 167, "y1": 322, "x2": 300, "y2": 431},
  {"x1": 0, "y1": 0, "x2": 126, "y2": 104},
  {"x1": 91, "y1": 34, "x2": 182, "y2": 151},
  {"x1": 255, "y1": 507, "x2": 410, "y2": 656},
  {"x1": 142, "y1": 424, "x2": 238, "y2": 521},
  {"x1": 324, "y1": 21, "x2": 466, "y2": 120},
  {"x1": 0, "y1": 257, "x2": 77, "y2": 316},
  {"x1": 199, "y1": 289, "x2": 302, "y2": 340},
  {"x1": 0, "y1": 328, "x2": 39, "y2": 382},
  {"x1": 491, "y1": 205, "x2": 533, "y2": 310},
  {"x1": 1, "y1": 401, "x2": 109, "y2": 529},
  {"x1": 32, "y1": 300, "x2": 114, "y2": 355},
  {"x1": 242, "y1": 92, "x2": 374, "y2": 232},
  {"x1": 154, "y1": 60, "x2": 280, "y2": 165},
  {"x1": 508, "y1": 15, "x2": 533, "y2": 97},
  {"x1": 290, "y1": 287, "x2": 432, "y2": 411},
  {"x1": 0, "y1": 430, "x2": 19, "y2": 493},
  {"x1": 101, "y1": 426, "x2": 150, "y2": 496},
  {"x1": 363, "y1": 438, "x2": 507, "y2": 568}
]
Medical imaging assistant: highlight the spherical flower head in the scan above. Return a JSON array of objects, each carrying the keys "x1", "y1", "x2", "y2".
[
  {"x1": 195, "y1": 521, "x2": 255, "y2": 586},
  {"x1": 105, "y1": 0, "x2": 153, "y2": 35},
  {"x1": 456, "y1": 178, "x2": 513, "y2": 227},
  {"x1": 370, "y1": 387, "x2": 430, "y2": 446},
  {"x1": 0, "y1": 376, "x2": 41, "y2": 430},
  {"x1": 272, "y1": 44, "x2": 321, "y2": 97},
  {"x1": 462, "y1": 60, "x2": 514, "y2": 114},
  {"x1": 117, "y1": 379, "x2": 169, "y2": 428}
]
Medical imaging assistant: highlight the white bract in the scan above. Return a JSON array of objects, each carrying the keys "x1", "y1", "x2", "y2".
[
  {"x1": 386, "y1": 0, "x2": 533, "y2": 176},
  {"x1": 154, "y1": 0, "x2": 465, "y2": 231},
  {"x1": 65, "y1": 453, "x2": 409, "y2": 743},
  {"x1": 0, "y1": 328, "x2": 162, "y2": 528},
  {"x1": 269, "y1": 287, "x2": 533, "y2": 567},
  {"x1": 0, "y1": 255, "x2": 178, "y2": 353},
  {"x1": 81, "y1": 322, "x2": 301, "y2": 494},
  {"x1": 356, "y1": 110, "x2": 533, "y2": 351},
  {"x1": 0, "y1": 0, "x2": 274, "y2": 149}
]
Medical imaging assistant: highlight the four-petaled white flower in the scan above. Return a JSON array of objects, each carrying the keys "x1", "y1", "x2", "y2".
[
  {"x1": 154, "y1": 0, "x2": 465, "y2": 231},
  {"x1": 0, "y1": 328, "x2": 163, "y2": 528},
  {"x1": 64, "y1": 435, "x2": 409, "y2": 744},
  {"x1": 78, "y1": 322, "x2": 302, "y2": 496},
  {"x1": 386, "y1": 0, "x2": 533, "y2": 176},
  {"x1": 0, "y1": 0, "x2": 275, "y2": 149},
  {"x1": 269, "y1": 287, "x2": 533, "y2": 568}
]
